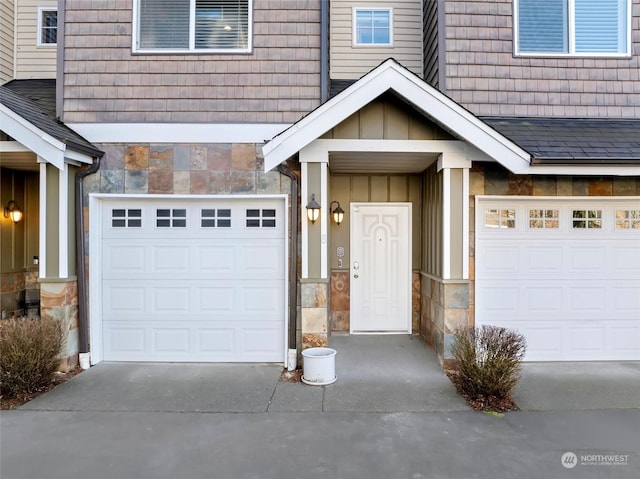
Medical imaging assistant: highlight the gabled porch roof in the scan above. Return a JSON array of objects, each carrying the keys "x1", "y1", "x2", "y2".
[
  {"x1": 1, "y1": 81, "x2": 103, "y2": 170},
  {"x1": 262, "y1": 58, "x2": 532, "y2": 173}
]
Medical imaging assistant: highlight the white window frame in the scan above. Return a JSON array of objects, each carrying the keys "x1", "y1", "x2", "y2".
[
  {"x1": 513, "y1": 0, "x2": 631, "y2": 57},
  {"x1": 37, "y1": 7, "x2": 57, "y2": 47},
  {"x1": 352, "y1": 7, "x2": 393, "y2": 47},
  {"x1": 132, "y1": 0, "x2": 253, "y2": 54}
]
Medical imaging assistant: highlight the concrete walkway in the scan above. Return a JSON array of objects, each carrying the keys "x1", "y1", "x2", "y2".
[{"x1": 2, "y1": 335, "x2": 639, "y2": 479}]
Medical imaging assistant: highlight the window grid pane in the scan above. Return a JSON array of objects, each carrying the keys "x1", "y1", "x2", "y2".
[
  {"x1": 41, "y1": 10, "x2": 58, "y2": 44},
  {"x1": 615, "y1": 209, "x2": 640, "y2": 229},
  {"x1": 355, "y1": 9, "x2": 391, "y2": 45},
  {"x1": 572, "y1": 209, "x2": 602, "y2": 229},
  {"x1": 485, "y1": 209, "x2": 516, "y2": 229}
]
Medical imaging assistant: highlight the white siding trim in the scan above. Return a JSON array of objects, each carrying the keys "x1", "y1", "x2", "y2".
[
  {"x1": 301, "y1": 161, "x2": 309, "y2": 279},
  {"x1": 58, "y1": 162, "x2": 68, "y2": 278},
  {"x1": 320, "y1": 162, "x2": 328, "y2": 279},
  {"x1": 462, "y1": 167, "x2": 469, "y2": 280},
  {"x1": 68, "y1": 123, "x2": 291, "y2": 145},
  {"x1": 442, "y1": 167, "x2": 451, "y2": 280},
  {"x1": 38, "y1": 160, "x2": 47, "y2": 278}
]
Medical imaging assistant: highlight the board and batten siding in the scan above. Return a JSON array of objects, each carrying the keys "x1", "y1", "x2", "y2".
[
  {"x1": 0, "y1": 0, "x2": 15, "y2": 82},
  {"x1": 330, "y1": 0, "x2": 423, "y2": 80},
  {"x1": 62, "y1": 0, "x2": 321, "y2": 123},
  {"x1": 15, "y1": 0, "x2": 57, "y2": 80}
]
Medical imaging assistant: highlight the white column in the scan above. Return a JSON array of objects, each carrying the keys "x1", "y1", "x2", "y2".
[
  {"x1": 38, "y1": 159, "x2": 47, "y2": 278},
  {"x1": 58, "y1": 161, "x2": 69, "y2": 278}
]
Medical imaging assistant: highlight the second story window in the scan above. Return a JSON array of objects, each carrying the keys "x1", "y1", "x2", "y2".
[
  {"x1": 37, "y1": 8, "x2": 57, "y2": 46},
  {"x1": 353, "y1": 8, "x2": 392, "y2": 46},
  {"x1": 515, "y1": 0, "x2": 630, "y2": 56},
  {"x1": 134, "y1": 0, "x2": 251, "y2": 53}
]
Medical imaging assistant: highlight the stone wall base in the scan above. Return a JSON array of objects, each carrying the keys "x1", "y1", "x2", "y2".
[{"x1": 40, "y1": 279, "x2": 79, "y2": 373}]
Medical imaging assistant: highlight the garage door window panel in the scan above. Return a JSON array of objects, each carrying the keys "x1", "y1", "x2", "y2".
[
  {"x1": 529, "y1": 209, "x2": 559, "y2": 229},
  {"x1": 112, "y1": 208, "x2": 143, "y2": 228},
  {"x1": 157, "y1": 208, "x2": 187, "y2": 228},
  {"x1": 572, "y1": 209, "x2": 602, "y2": 229},
  {"x1": 201, "y1": 208, "x2": 231, "y2": 228},
  {"x1": 246, "y1": 209, "x2": 276, "y2": 228},
  {"x1": 615, "y1": 209, "x2": 640, "y2": 229},
  {"x1": 484, "y1": 208, "x2": 516, "y2": 229}
]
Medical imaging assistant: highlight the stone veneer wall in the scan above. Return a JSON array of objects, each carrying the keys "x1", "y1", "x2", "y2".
[
  {"x1": 329, "y1": 271, "x2": 422, "y2": 333},
  {"x1": 0, "y1": 270, "x2": 39, "y2": 319},
  {"x1": 40, "y1": 280, "x2": 78, "y2": 370},
  {"x1": 301, "y1": 281, "x2": 328, "y2": 348}
]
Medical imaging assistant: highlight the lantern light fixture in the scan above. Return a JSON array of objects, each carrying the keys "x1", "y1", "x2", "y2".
[
  {"x1": 306, "y1": 194, "x2": 321, "y2": 224},
  {"x1": 330, "y1": 201, "x2": 345, "y2": 225},
  {"x1": 4, "y1": 200, "x2": 23, "y2": 223}
]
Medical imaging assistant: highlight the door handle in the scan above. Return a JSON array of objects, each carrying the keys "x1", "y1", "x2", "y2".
[{"x1": 353, "y1": 274, "x2": 359, "y2": 279}]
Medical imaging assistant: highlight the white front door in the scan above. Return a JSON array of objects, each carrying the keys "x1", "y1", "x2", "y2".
[{"x1": 350, "y1": 203, "x2": 412, "y2": 333}]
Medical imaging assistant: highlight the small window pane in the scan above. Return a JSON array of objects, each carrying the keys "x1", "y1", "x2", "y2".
[
  {"x1": 173, "y1": 209, "x2": 186, "y2": 217},
  {"x1": 128, "y1": 219, "x2": 142, "y2": 228},
  {"x1": 112, "y1": 209, "x2": 126, "y2": 217},
  {"x1": 263, "y1": 219, "x2": 276, "y2": 227},
  {"x1": 355, "y1": 9, "x2": 391, "y2": 45},
  {"x1": 129, "y1": 209, "x2": 142, "y2": 217},
  {"x1": 218, "y1": 219, "x2": 231, "y2": 227},
  {"x1": 157, "y1": 209, "x2": 170, "y2": 217},
  {"x1": 247, "y1": 219, "x2": 260, "y2": 227},
  {"x1": 173, "y1": 219, "x2": 186, "y2": 227},
  {"x1": 202, "y1": 219, "x2": 216, "y2": 227},
  {"x1": 246, "y1": 209, "x2": 260, "y2": 217},
  {"x1": 218, "y1": 209, "x2": 231, "y2": 218},
  {"x1": 157, "y1": 219, "x2": 171, "y2": 227},
  {"x1": 529, "y1": 209, "x2": 559, "y2": 229},
  {"x1": 616, "y1": 209, "x2": 640, "y2": 229},
  {"x1": 202, "y1": 209, "x2": 216, "y2": 218},
  {"x1": 573, "y1": 209, "x2": 602, "y2": 229},
  {"x1": 485, "y1": 208, "x2": 516, "y2": 229},
  {"x1": 112, "y1": 219, "x2": 126, "y2": 227}
]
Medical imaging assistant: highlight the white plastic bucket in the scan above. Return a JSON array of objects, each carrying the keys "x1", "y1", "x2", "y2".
[{"x1": 301, "y1": 347, "x2": 337, "y2": 385}]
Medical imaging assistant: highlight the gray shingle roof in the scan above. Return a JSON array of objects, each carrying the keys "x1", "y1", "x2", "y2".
[
  {"x1": 482, "y1": 117, "x2": 640, "y2": 164},
  {"x1": 1, "y1": 80, "x2": 103, "y2": 158}
]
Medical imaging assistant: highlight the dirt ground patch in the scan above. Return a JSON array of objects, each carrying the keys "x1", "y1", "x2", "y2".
[
  {"x1": 446, "y1": 370, "x2": 519, "y2": 413},
  {"x1": 1, "y1": 366, "x2": 83, "y2": 410}
]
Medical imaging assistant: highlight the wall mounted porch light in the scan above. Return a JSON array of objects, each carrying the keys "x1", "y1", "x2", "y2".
[
  {"x1": 306, "y1": 194, "x2": 321, "y2": 224},
  {"x1": 330, "y1": 201, "x2": 345, "y2": 225},
  {"x1": 4, "y1": 200, "x2": 23, "y2": 223}
]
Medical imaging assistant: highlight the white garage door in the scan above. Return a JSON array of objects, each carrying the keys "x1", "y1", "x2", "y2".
[
  {"x1": 98, "y1": 196, "x2": 286, "y2": 362},
  {"x1": 475, "y1": 197, "x2": 640, "y2": 361}
]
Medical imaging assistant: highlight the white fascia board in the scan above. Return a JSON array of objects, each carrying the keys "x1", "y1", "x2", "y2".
[
  {"x1": 67, "y1": 123, "x2": 291, "y2": 145},
  {"x1": 64, "y1": 149, "x2": 94, "y2": 164},
  {"x1": 1, "y1": 104, "x2": 65, "y2": 169},
  {"x1": 263, "y1": 59, "x2": 531, "y2": 172},
  {"x1": 309, "y1": 138, "x2": 467, "y2": 155}
]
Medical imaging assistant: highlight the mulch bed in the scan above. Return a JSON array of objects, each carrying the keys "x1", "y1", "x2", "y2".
[
  {"x1": 0, "y1": 365, "x2": 83, "y2": 410},
  {"x1": 445, "y1": 370, "x2": 519, "y2": 413}
]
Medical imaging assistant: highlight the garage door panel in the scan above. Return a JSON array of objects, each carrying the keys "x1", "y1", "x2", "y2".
[
  {"x1": 476, "y1": 198, "x2": 640, "y2": 361},
  {"x1": 100, "y1": 197, "x2": 286, "y2": 362}
]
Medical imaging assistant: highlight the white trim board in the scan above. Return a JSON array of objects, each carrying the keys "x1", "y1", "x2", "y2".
[{"x1": 68, "y1": 123, "x2": 292, "y2": 145}]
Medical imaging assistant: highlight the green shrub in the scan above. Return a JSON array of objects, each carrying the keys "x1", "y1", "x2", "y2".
[
  {"x1": 451, "y1": 325, "x2": 526, "y2": 402},
  {"x1": 0, "y1": 317, "x2": 64, "y2": 397}
]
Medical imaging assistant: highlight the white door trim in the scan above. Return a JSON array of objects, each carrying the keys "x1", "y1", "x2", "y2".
[
  {"x1": 349, "y1": 202, "x2": 412, "y2": 334},
  {"x1": 89, "y1": 194, "x2": 289, "y2": 365}
]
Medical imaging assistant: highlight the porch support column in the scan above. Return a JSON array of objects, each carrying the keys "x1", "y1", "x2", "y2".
[
  {"x1": 299, "y1": 143, "x2": 329, "y2": 349},
  {"x1": 434, "y1": 155, "x2": 471, "y2": 366},
  {"x1": 37, "y1": 157, "x2": 79, "y2": 370}
]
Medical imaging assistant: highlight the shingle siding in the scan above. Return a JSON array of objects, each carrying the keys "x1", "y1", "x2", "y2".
[
  {"x1": 443, "y1": 0, "x2": 640, "y2": 118},
  {"x1": 62, "y1": 0, "x2": 321, "y2": 123}
]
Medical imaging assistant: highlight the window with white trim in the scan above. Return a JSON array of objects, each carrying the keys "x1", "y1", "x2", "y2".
[
  {"x1": 615, "y1": 209, "x2": 640, "y2": 229},
  {"x1": 572, "y1": 209, "x2": 602, "y2": 229},
  {"x1": 515, "y1": 0, "x2": 630, "y2": 56},
  {"x1": 353, "y1": 8, "x2": 392, "y2": 46},
  {"x1": 134, "y1": 0, "x2": 251, "y2": 53},
  {"x1": 37, "y1": 8, "x2": 57, "y2": 46},
  {"x1": 529, "y1": 209, "x2": 559, "y2": 229},
  {"x1": 484, "y1": 209, "x2": 516, "y2": 229}
]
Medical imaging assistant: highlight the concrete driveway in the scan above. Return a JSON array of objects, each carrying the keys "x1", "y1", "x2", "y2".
[
  {"x1": 4, "y1": 336, "x2": 639, "y2": 479},
  {"x1": 19, "y1": 335, "x2": 469, "y2": 413},
  {"x1": 17, "y1": 335, "x2": 640, "y2": 413}
]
